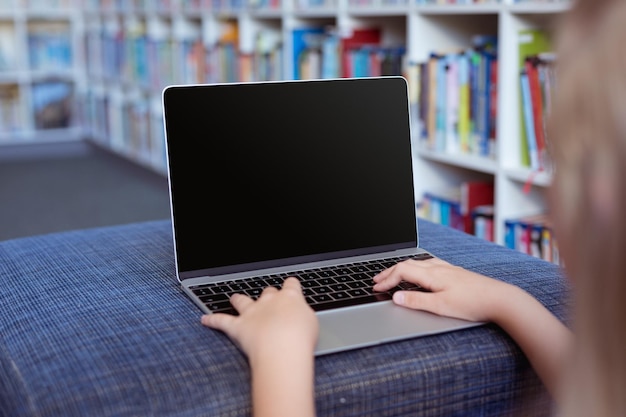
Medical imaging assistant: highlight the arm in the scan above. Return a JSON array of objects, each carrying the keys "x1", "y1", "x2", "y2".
[
  {"x1": 373, "y1": 258, "x2": 572, "y2": 399},
  {"x1": 201, "y1": 277, "x2": 318, "y2": 417}
]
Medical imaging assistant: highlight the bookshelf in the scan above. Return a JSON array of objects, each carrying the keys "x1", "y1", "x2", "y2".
[
  {"x1": 4, "y1": 0, "x2": 571, "y2": 260},
  {"x1": 0, "y1": 0, "x2": 83, "y2": 144}
]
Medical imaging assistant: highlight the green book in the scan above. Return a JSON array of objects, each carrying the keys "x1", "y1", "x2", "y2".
[{"x1": 518, "y1": 29, "x2": 552, "y2": 168}]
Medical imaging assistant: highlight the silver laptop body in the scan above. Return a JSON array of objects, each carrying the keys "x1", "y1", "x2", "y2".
[{"x1": 162, "y1": 76, "x2": 479, "y2": 355}]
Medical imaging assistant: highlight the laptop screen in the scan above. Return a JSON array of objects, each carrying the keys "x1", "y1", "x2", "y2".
[{"x1": 163, "y1": 77, "x2": 417, "y2": 279}]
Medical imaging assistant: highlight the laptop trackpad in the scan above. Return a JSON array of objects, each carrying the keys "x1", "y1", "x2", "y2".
[{"x1": 315, "y1": 302, "x2": 479, "y2": 356}]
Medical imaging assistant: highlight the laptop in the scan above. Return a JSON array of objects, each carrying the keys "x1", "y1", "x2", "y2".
[{"x1": 162, "y1": 76, "x2": 480, "y2": 355}]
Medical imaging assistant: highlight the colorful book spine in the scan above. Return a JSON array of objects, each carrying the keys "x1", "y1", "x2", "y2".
[
  {"x1": 445, "y1": 54, "x2": 459, "y2": 154},
  {"x1": 525, "y1": 56, "x2": 546, "y2": 170},
  {"x1": 457, "y1": 52, "x2": 470, "y2": 155},
  {"x1": 292, "y1": 27, "x2": 324, "y2": 79},
  {"x1": 520, "y1": 70, "x2": 540, "y2": 170},
  {"x1": 517, "y1": 29, "x2": 552, "y2": 168},
  {"x1": 420, "y1": 180, "x2": 494, "y2": 237},
  {"x1": 426, "y1": 54, "x2": 439, "y2": 150},
  {"x1": 503, "y1": 214, "x2": 560, "y2": 264},
  {"x1": 435, "y1": 55, "x2": 447, "y2": 152}
]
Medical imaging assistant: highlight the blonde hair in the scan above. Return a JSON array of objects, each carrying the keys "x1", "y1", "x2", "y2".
[{"x1": 548, "y1": 1, "x2": 626, "y2": 415}]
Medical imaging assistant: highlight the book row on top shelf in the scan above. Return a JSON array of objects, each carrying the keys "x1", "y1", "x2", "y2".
[{"x1": 0, "y1": 0, "x2": 74, "y2": 9}]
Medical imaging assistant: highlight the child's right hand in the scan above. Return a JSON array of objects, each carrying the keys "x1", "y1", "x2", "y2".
[{"x1": 373, "y1": 257, "x2": 516, "y2": 323}]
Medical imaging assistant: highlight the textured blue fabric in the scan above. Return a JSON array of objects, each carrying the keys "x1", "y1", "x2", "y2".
[{"x1": 0, "y1": 219, "x2": 569, "y2": 416}]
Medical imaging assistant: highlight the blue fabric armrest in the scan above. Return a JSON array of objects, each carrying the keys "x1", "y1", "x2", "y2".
[{"x1": 0, "y1": 219, "x2": 570, "y2": 416}]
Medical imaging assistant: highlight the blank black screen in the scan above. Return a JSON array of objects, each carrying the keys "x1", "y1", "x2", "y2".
[{"x1": 163, "y1": 77, "x2": 417, "y2": 277}]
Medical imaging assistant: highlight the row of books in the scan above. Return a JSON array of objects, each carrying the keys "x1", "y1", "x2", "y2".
[
  {"x1": 518, "y1": 28, "x2": 555, "y2": 171},
  {"x1": 0, "y1": 80, "x2": 73, "y2": 134},
  {"x1": 416, "y1": 0, "x2": 499, "y2": 3},
  {"x1": 3, "y1": 0, "x2": 562, "y2": 11},
  {"x1": 85, "y1": 22, "x2": 404, "y2": 89},
  {"x1": 520, "y1": 54, "x2": 556, "y2": 171},
  {"x1": 419, "y1": 185, "x2": 560, "y2": 264},
  {"x1": 31, "y1": 80, "x2": 74, "y2": 129},
  {"x1": 412, "y1": 35, "x2": 498, "y2": 158},
  {"x1": 79, "y1": 89, "x2": 167, "y2": 172},
  {"x1": 0, "y1": 0, "x2": 74, "y2": 8},
  {"x1": 295, "y1": 0, "x2": 334, "y2": 8},
  {"x1": 504, "y1": 214, "x2": 560, "y2": 265},
  {"x1": 0, "y1": 83, "x2": 21, "y2": 134},
  {"x1": 293, "y1": 26, "x2": 405, "y2": 80},
  {"x1": 348, "y1": 0, "x2": 407, "y2": 5},
  {"x1": 0, "y1": 21, "x2": 73, "y2": 73},
  {"x1": 0, "y1": 23, "x2": 16, "y2": 72},
  {"x1": 27, "y1": 21, "x2": 73, "y2": 73},
  {"x1": 82, "y1": 0, "x2": 250, "y2": 11},
  {"x1": 417, "y1": 181, "x2": 494, "y2": 236},
  {"x1": 84, "y1": 19, "x2": 286, "y2": 89}
]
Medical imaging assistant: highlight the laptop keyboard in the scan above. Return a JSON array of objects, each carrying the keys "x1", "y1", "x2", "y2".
[{"x1": 189, "y1": 252, "x2": 434, "y2": 315}]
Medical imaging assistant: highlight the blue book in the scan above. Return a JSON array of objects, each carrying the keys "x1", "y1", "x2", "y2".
[
  {"x1": 292, "y1": 27, "x2": 324, "y2": 79},
  {"x1": 504, "y1": 219, "x2": 518, "y2": 250},
  {"x1": 480, "y1": 51, "x2": 496, "y2": 157},
  {"x1": 352, "y1": 48, "x2": 370, "y2": 78},
  {"x1": 321, "y1": 31, "x2": 339, "y2": 79}
]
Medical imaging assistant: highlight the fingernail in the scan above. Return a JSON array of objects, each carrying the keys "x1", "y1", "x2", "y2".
[{"x1": 393, "y1": 292, "x2": 404, "y2": 305}]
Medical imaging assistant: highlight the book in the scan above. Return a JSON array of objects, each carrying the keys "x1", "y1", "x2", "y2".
[
  {"x1": 147, "y1": 17, "x2": 173, "y2": 90},
  {"x1": 405, "y1": 60, "x2": 420, "y2": 128},
  {"x1": 417, "y1": 61, "x2": 428, "y2": 141},
  {"x1": 472, "y1": 205, "x2": 494, "y2": 242},
  {"x1": 340, "y1": 28, "x2": 380, "y2": 78},
  {"x1": 0, "y1": 83, "x2": 21, "y2": 134},
  {"x1": 478, "y1": 50, "x2": 496, "y2": 157},
  {"x1": 525, "y1": 56, "x2": 546, "y2": 170},
  {"x1": 292, "y1": 27, "x2": 325, "y2": 79},
  {"x1": 420, "y1": 180, "x2": 494, "y2": 236},
  {"x1": 520, "y1": 70, "x2": 540, "y2": 170},
  {"x1": 460, "y1": 181, "x2": 494, "y2": 235},
  {"x1": 254, "y1": 30, "x2": 283, "y2": 81},
  {"x1": 27, "y1": 20, "x2": 73, "y2": 72},
  {"x1": 457, "y1": 52, "x2": 471, "y2": 154},
  {"x1": 503, "y1": 213, "x2": 557, "y2": 263},
  {"x1": 435, "y1": 55, "x2": 447, "y2": 152},
  {"x1": 488, "y1": 55, "x2": 498, "y2": 157},
  {"x1": 426, "y1": 53, "x2": 440, "y2": 150},
  {"x1": 517, "y1": 29, "x2": 552, "y2": 168},
  {"x1": 445, "y1": 54, "x2": 459, "y2": 154},
  {"x1": 0, "y1": 22, "x2": 16, "y2": 71},
  {"x1": 320, "y1": 29, "x2": 340, "y2": 79},
  {"x1": 31, "y1": 80, "x2": 74, "y2": 129},
  {"x1": 421, "y1": 190, "x2": 464, "y2": 232}
]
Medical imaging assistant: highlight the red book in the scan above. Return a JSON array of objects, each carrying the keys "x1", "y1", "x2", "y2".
[
  {"x1": 340, "y1": 28, "x2": 381, "y2": 78},
  {"x1": 460, "y1": 181, "x2": 494, "y2": 234}
]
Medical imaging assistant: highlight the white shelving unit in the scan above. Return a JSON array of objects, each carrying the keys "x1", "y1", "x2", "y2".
[
  {"x1": 2, "y1": 0, "x2": 571, "y2": 250},
  {"x1": 0, "y1": 0, "x2": 84, "y2": 144}
]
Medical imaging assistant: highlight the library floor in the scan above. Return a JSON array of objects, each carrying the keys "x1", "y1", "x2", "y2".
[{"x1": 0, "y1": 140, "x2": 171, "y2": 242}]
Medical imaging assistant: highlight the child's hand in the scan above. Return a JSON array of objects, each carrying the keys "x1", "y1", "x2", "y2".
[
  {"x1": 373, "y1": 257, "x2": 515, "y2": 323},
  {"x1": 201, "y1": 277, "x2": 319, "y2": 359}
]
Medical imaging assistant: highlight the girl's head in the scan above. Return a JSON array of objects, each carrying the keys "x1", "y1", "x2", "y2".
[{"x1": 548, "y1": 0, "x2": 626, "y2": 414}]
